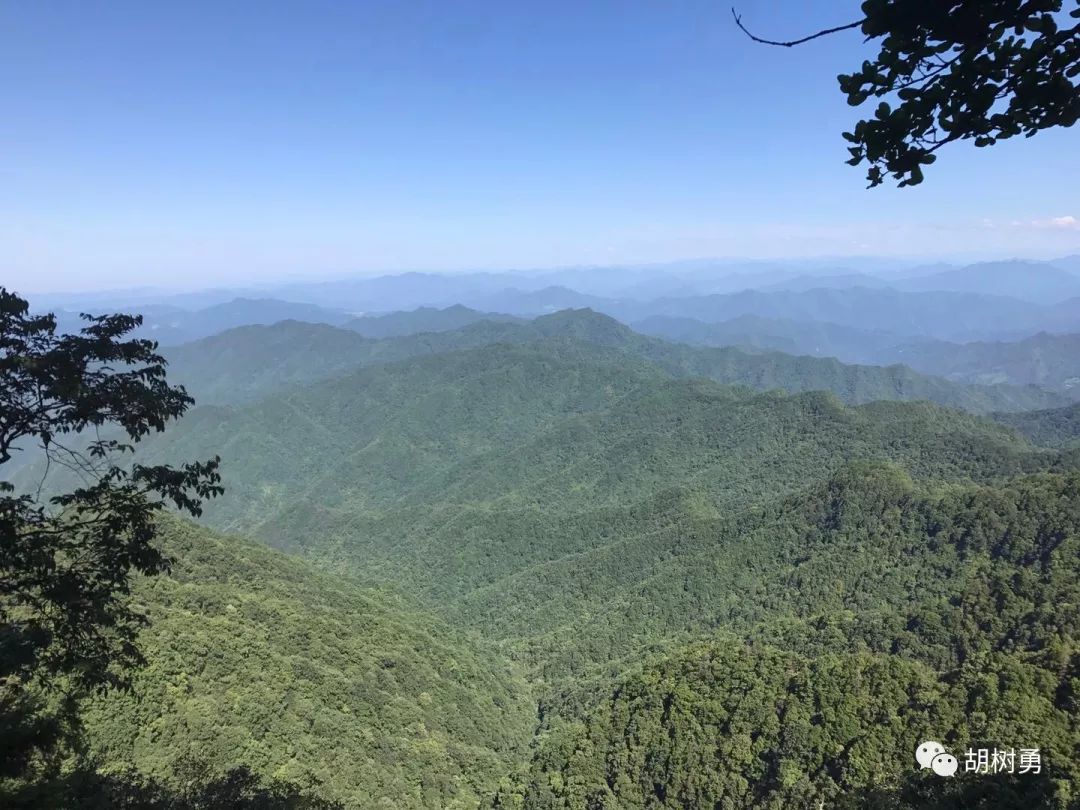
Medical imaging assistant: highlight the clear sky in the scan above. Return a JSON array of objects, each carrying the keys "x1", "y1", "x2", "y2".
[{"x1": 3, "y1": 0, "x2": 1078, "y2": 291}]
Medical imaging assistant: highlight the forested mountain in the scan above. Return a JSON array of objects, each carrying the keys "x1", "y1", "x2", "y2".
[
  {"x1": 162, "y1": 318, "x2": 540, "y2": 405},
  {"x1": 77, "y1": 375, "x2": 1080, "y2": 808},
  {"x1": 610, "y1": 287, "x2": 1075, "y2": 341},
  {"x1": 632, "y1": 313, "x2": 915, "y2": 363},
  {"x1": 995, "y1": 402, "x2": 1080, "y2": 449},
  {"x1": 12, "y1": 0, "x2": 1080, "y2": 803},
  {"x1": 342, "y1": 305, "x2": 522, "y2": 338},
  {"x1": 496, "y1": 469, "x2": 1080, "y2": 809},
  {"x1": 164, "y1": 321, "x2": 378, "y2": 405},
  {"x1": 11, "y1": 294, "x2": 1080, "y2": 809},
  {"x1": 163, "y1": 310, "x2": 1064, "y2": 412},
  {"x1": 120, "y1": 345, "x2": 1056, "y2": 651},
  {"x1": 78, "y1": 519, "x2": 532, "y2": 810},
  {"x1": 638, "y1": 317, "x2": 1080, "y2": 401},
  {"x1": 883, "y1": 332, "x2": 1080, "y2": 399},
  {"x1": 533, "y1": 310, "x2": 1062, "y2": 413}
]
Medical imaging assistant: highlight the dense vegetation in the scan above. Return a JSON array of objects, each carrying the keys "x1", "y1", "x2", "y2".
[
  {"x1": 161, "y1": 310, "x2": 1064, "y2": 411},
  {"x1": 996, "y1": 402, "x2": 1080, "y2": 450},
  {"x1": 81, "y1": 519, "x2": 533, "y2": 810},
  {"x1": 111, "y1": 340, "x2": 1057, "y2": 605},
  {"x1": 637, "y1": 316, "x2": 1080, "y2": 403},
  {"x1": 9, "y1": 296, "x2": 1080, "y2": 809},
  {"x1": 494, "y1": 469, "x2": 1080, "y2": 808}
]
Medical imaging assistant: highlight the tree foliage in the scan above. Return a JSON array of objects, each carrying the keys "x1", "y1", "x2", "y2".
[
  {"x1": 736, "y1": 0, "x2": 1080, "y2": 187},
  {"x1": 0, "y1": 288, "x2": 222, "y2": 781},
  {"x1": 843, "y1": 0, "x2": 1080, "y2": 187}
]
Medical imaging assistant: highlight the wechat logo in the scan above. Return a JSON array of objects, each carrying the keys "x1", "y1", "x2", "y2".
[{"x1": 916, "y1": 741, "x2": 958, "y2": 777}]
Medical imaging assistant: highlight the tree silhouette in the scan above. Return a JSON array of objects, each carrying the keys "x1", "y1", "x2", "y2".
[
  {"x1": 0, "y1": 289, "x2": 222, "y2": 782},
  {"x1": 734, "y1": 0, "x2": 1080, "y2": 187}
]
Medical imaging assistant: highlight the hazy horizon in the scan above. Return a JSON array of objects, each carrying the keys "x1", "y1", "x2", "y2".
[{"x1": 14, "y1": 248, "x2": 1080, "y2": 297}]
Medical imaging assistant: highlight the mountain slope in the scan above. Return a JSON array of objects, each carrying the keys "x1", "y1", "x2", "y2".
[
  {"x1": 82, "y1": 519, "x2": 533, "y2": 810},
  {"x1": 118, "y1": 346, "x2": 1056, "y2": 667},
  {"x1": 632, "y1": 313, "x2": 911, "y2": 363},
  {"x1": 884, "y1": 331, "x2": 1080, "y2": 398},
  {"x1": 995, "y1": 401, "x2": 1080, "y2": 449},
  {"x1": 164, "y1": 321, "x2": 378, "y2": 405},
  {"x1": 496, "y1": 469, "x2": 1080, "y2": 809},
  {"x1": 31, "y1": 309, "x2": 1080, "y2": 809},
  {"x1": 500, "y1": 310, "x2": 1064, "y2": 413},
  {"x1": 164, "y1": 310, "x2": 1066, "y2": 412},
  {"x1": 342, "y1": 305, "x2": 523, "y2": 338}
]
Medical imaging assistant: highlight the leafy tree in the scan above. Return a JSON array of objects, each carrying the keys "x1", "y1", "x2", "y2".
[
  {"x1": 733, "y1": 0, "x2": 1080, "y2": 187},
  {"x1": 0, "y1": 289, "x2": 222, "y2": 780}
]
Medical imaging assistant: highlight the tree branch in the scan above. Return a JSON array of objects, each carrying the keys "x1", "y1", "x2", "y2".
[{"x1": 731, "y1": 7, "x2": 864, "y2": 48}]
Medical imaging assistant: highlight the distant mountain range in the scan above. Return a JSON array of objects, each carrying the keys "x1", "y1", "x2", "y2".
[
  {"x1": 343, "y1": 304, "x2": 522, "y2": 338},
  {"x1": 422, "y1": 278, "x2": 1080, "y2": 342},
  {"x1": 882, "y1": 332, "x2": 1080, "y2": 399},
  {"x1": 892, "y1": 260, "x2": 1080, "y2": 303},
  {"x1": 638, "y1": 315, "x2": 1080, "y2": 399},
  {"x1": 761, "y1": 272, "x2": 894, "y2": 292},
  {"x1": 49, "y1": 297, "x2": 354, "y2": 345},
  {"x1": 606, "y1": 287, "x2": 1080, "y2": 342},
  {"x1": 241, "y1": 255, "x2": 1080, "y2": 306},
  {"x1": 161, "y1": 309, "x2": 1065, "y2": 414},
  {"x1": 632, "y1": 313, "x2": 916, "y2": 363},
  {"x1": 30, "y1": 254, "x2": 1080, "y2": 315}
]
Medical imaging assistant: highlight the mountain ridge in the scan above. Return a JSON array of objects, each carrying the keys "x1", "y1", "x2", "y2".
[{"x1": 164, "y1": 309, "x2": 1066, "y2": 413}]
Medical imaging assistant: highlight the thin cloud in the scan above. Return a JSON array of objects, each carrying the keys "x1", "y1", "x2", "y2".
[{"x1": 1029, "y1": 215, "x2": 1080, "y2": 230}]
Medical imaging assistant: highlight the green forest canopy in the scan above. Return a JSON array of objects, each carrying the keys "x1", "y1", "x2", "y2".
[{"x1": 6, "y1": 295, "x2": 1080, "y2": 809}]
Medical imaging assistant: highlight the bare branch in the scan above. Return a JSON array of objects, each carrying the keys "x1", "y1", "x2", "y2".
[{"x1": 731, "y1": 7, "x2": 864, "y2": 48}]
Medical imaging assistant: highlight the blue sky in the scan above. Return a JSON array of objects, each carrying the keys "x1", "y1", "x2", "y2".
[{"x1": 3, "y1": 0, "x2": 1078, "y2": 291}]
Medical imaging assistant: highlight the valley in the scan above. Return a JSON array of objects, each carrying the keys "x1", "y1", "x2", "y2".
[{"x1": 8, "y1": 269, "x2": 1080, "y2": 807}]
